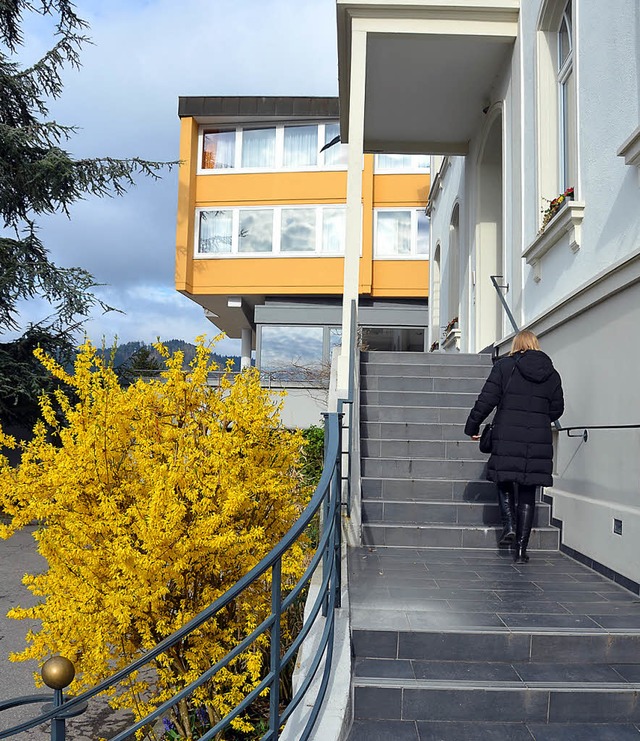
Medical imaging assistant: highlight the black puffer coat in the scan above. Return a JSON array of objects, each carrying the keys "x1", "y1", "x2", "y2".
[{"x1": 464, "y1": 350, "x2": 564, "y2": 486}]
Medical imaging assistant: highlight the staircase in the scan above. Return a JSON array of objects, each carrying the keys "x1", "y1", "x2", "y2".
[{"x1": 347, "y1": 351, "x2": 640, "y2": 740}]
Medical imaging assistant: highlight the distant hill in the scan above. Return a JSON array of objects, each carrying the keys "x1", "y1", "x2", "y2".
[{"x1": 95, "y1": 340, "x2": 241, "y2": 373}]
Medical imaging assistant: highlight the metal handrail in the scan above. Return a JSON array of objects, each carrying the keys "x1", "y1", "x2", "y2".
[
  {"x1": 555, "y1": 423, "x2": 640, "y2": 441},
  {"x1": 0, "y1": 412, "x2": 344, "y2": 741},
  {"x1": 338, "y1": 299, "x2": 358, "y2": 516},
  {"x1": 490, "y1": 275, "x2": 519, "y2": 334}
]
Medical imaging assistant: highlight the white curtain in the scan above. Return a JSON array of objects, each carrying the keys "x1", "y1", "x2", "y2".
[
  {"x1": 199, "y1": 210, "x2": 232, "y2": 253},
  {"x1": 242, "y1": 128, "x2": 276, "y2": 168},
  {"x1": 283, "y1": 125, "x2": 317, "y2": 167},
  {"x1": 202, "y1": 131, "x2": 235, "y2": 169}
]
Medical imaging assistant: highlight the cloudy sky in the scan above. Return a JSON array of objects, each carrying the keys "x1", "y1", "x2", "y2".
[{"x1": 18, "y1": 0, "x2": 339, "y2": 355}]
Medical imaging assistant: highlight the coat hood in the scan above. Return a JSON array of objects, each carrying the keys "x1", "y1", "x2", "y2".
[{"x1": 514, "y1": 350, "x2": 556, "y2": 383}]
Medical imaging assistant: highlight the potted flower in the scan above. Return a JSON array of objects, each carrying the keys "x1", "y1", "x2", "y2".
[{"x1": 540, "y1": 187, "x2": 574, "y2": 231}]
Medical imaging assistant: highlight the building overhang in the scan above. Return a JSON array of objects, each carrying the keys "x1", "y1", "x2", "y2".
[
  {"x1": 337, "y1": 1, "x2": 519, "y2": 155},
  {"x1": 178, "y1": 96, "x2": 340, "y2": 126}
]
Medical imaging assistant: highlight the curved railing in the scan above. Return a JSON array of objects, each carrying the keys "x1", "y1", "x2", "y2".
[{"x1": 0, "y1": 412, "x2": 344, "y2": 741}]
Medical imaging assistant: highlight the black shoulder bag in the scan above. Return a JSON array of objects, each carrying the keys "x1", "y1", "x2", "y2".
[{"x1": 479, "y1": 356, "x2": 520, "y2": 454}]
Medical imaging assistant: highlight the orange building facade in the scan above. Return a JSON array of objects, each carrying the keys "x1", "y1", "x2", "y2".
[{"x1": 175, "y1": 97, "x2": 430, "y2": 372}]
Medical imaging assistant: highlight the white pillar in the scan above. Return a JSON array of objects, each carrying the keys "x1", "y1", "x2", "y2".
[
  {"x1": 240, "y1": 328, "x2": 252, "y2": 370},
  {"x1": 337, "y1": 28, "x2": 367, "y2": 393}
]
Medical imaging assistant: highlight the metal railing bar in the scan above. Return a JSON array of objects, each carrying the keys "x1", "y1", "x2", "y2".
[
  {"x1": 299, "y1": 609, "x2": 336, "y2": 741},
  {"x1": 280, "y1": 558, "x2": 334, "y2": 671},
  {"x1": 490, "y1": 275, "x2": 519, "y2": 334},
  {"x1": 557, "y1": 424, "x2": 640, "y2": 432},
  {"x1": 108, "y1": 612, "x2": 276, "y2": 741},
  {"x1": 198, "y1": 671, "x2": 275, "y2": 741},
  {"x1": 278, "y1": 579, "x2": 336, "y2": 728},
  {"x1": 281, "y1": 486, "x2": 340, "y2": 729},
  {"x1": 0, "y1": 415, "x2": 342, "y2": 739},
  {"x1": 269, "y1": 559, "x2": 282, "y2": 738},
  {"x1": 0, "y1": 696, "x2": 49, "y2": 713}
]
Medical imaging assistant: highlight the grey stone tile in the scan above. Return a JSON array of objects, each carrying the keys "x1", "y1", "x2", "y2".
[
  {"x1": 513, "y1": 662, "x2": 625, "y2": 683},
  {"x1": 562, "y1": 602, "x2": 640, "y2": 615},
  {"x1": 407, "y1": 612, "x2": 506, "y2": 630},
  {"x1": 589, "y1": 614, "x2": 640, "y2": 629},
  {"x1": 527, "y1": 723, "x2": 640, "y2": 740},
  {"x1": 349, "y1": 719, "x2": 419, "y2": 741},
  {"x1": 352, "y1": 630, "x2": 398, "y2": 659},
  {"x1": 531, "y1": 634, "x2": 640, "y2": 663},
  {"x1": 403, "y1": 688, "x2": 548, "y2": 722},
  {"x1": 351, "y1": 608, "x2": 411, "y2": 631},
  {"x1": 498, "y1": 613, "x2": 599, "y2": 630},
  {"x1": 411, "y1": 660, "x2": 520, "y2": 682},
  {"x1": 548, "y1": 689, "x2": 640, "y2": 722},
  {"x1": 492, "y1": 602, "x2": 571, "y2": 614},
  {"x1": 354, "y1": 657, "x2": 415, "y2": 679},
  {"x1": 417, "y1": 721, "x2": 533, "y2": 740},
  {"x1": 398, "y1": 632, "x2": 531, "y2": 662},
  {"x1": 353, "y1": 686, "x2": 403, "y2": 720},
  {"x1": 612, "y1": 665, "x2": 640, "y2": 682}
]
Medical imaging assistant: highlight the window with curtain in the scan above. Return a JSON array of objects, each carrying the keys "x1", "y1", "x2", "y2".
[
  {"x1": 323, "y1": 123, "x2": 348, "y2": 166},
  {"x1": 238, "y1": 210, "x2": 273, "y2": 253},
  {"x1": 283, "y1": 125, "x2": 318, "y2": 167},
  {"x1": 557, "y1": 0, "x2": 576, "y2": 191},
  {"x1": 241, "y1": 128, "x2": 276, "y2": 168},
  {"x1": 202, "y1": 131, "x2": 235, "y2": 169},
  {"x1": 281, "y1": 208, "x2": 316, "y2": 251},
  {"x1": 198, "y1": 210, "x2": 233, "y2": 253},
  {"x1": 416, "y1": 211, "x2": 430, "y2": 256}
]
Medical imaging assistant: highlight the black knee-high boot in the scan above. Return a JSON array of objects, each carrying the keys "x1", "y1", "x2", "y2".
[
  {"x1": 497, "y1": 487, "x2": 516, "y2": 546},
  {"x1": 515, "y1": 502, "x2": 535, "y2": 564}
]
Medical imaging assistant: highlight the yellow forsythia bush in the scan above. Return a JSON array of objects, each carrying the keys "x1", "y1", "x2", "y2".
[{"x1": 0, "y1": 338, "x2": 310, "y2": 738}]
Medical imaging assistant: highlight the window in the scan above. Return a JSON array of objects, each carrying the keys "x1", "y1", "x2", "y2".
[
  {"x1": 374, "y1": 209, "x2": 430, "y2": 258},
  {"x1": 374, "y1": 154, "x2": 430, "y2": 172},
  {"x1": 241, "y1": 128, "x2": 276, "y2": 168},
  {"x1": 281, "y1": 208, "x2": 316, "y2": 252},
  {"x1": 198, "y1": 210, "x2": 233, "y2": 254},
  {"x1": 200, "y1": 122, "x2": 347, "y2": 172},
  {"x1": 283, "y1": 125, "x2": 318, "y2": 167},
  {"x1": 557, "y1": 0, "x2": 575, "y2": 191},
  {"x1": 196, "y1": 205, "x2": 346, "y2": 256},
  {"x1": 202, "y1": 131, "x2": 235, "y2": 170},
  {"x1": 238, "y1": 209, "x2": 273, "y2": 253}
]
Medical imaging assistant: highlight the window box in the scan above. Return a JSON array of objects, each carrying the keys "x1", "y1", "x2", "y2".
[
  {"x1": 522, "y1": 200, "x2": 585, "y2": 281},
  {"x1": 617, "y1": 125, "x2": 640, "y2": 168}
]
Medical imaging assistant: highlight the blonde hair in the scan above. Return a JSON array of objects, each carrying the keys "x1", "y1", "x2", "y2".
[{"x1": 510, "y1": 330, "x2": 540, "y2": 355}]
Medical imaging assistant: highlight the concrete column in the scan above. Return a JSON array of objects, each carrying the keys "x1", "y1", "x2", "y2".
[
  {"x1": 240, "y1": 328, "x2": 252, "y2": 370},
  {"x1": 338, "y1": 28, "x2": 367, "y2": 393}
]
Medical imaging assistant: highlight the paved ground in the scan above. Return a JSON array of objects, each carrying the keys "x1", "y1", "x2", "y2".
[
  {"x1": 350, "y1": 546, "x2": 640, "y2": 633},
  {"x1": 0, "y1": 528, "x2": 131, "y2": 740}
]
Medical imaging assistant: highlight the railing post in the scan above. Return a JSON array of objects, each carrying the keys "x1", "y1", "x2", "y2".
[
  {"x1": 269, "y1": 559, "x2": 282, "y2": 739},
  {"x1": 51, "y1": 690, "x2": 65, "y2": 741},
  {"x1": 334, "y1": 414, "x2": 343, "y2": 609}
]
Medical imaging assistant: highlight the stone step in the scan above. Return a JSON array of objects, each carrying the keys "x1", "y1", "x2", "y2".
[
  {"x1": 361, "y1": 500, "x2": 550, "y2": 528},
  {"x1": 362, "y1": 477, "x2": 499, "y2": 502},
  {"x1": 352, "y1": 678, "x2": 640, "y2": 724},
  {"x1": 361, "y1": 375, "x2": 485, "y2": 393},
  {"x1": 361, "y1": 405, "x2": 470, "y2": 424},
  {"x1": 361, "y1": 438, "x2": 487, "y2": 461},
  {"x1": 362, "y1": 421, "x2": 471, "y2": 441},
  {"x1": 361, "y1": 389, "x2": 478, "y2": 408},
  {"x1": 348, "y1": 718, "x2": 640, "y2": 740},
  {"x1": 361, "y1": 523, "x2": 560, "y2": 550},
  {"x1": 361, "y1": 362, "x2": 491, "y2": 379},
  {"x1": 361, "y1": 456, "x2": 487, "y2": 481},
  {"x1": 361, "y1": 351, "x2": 493, "y2": 367},
  {"x1": 352, "y1": 628, "x2": 640, "y2": 664}
]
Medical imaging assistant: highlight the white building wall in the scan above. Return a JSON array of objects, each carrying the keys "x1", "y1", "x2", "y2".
[{"x1": 429, "y1": 0, "x2": 640, "y2": 578}]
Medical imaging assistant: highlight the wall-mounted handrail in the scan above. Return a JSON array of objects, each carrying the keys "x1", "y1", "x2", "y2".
[
  {"x1": 490, "y1": 275, "x2": 519, "y2": 334},
  {"x1": 555, "y1": 423, "x2": 640, "y2": 442},
  {"x1": 0, "y1": 412, "x2": 344, "y2": 741},
  {"x1": 338, "y1": 299, "x2": 358, "y2": 516}
]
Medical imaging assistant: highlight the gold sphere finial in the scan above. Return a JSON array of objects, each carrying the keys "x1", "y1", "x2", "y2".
[{"x1": 41, "y1": 656, "x2": 75, "y2": 690}]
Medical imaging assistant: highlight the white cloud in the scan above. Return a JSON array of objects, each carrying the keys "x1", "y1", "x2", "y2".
[{"x1": 12, "y1": 0, "x2": 338, "y2": 346}]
